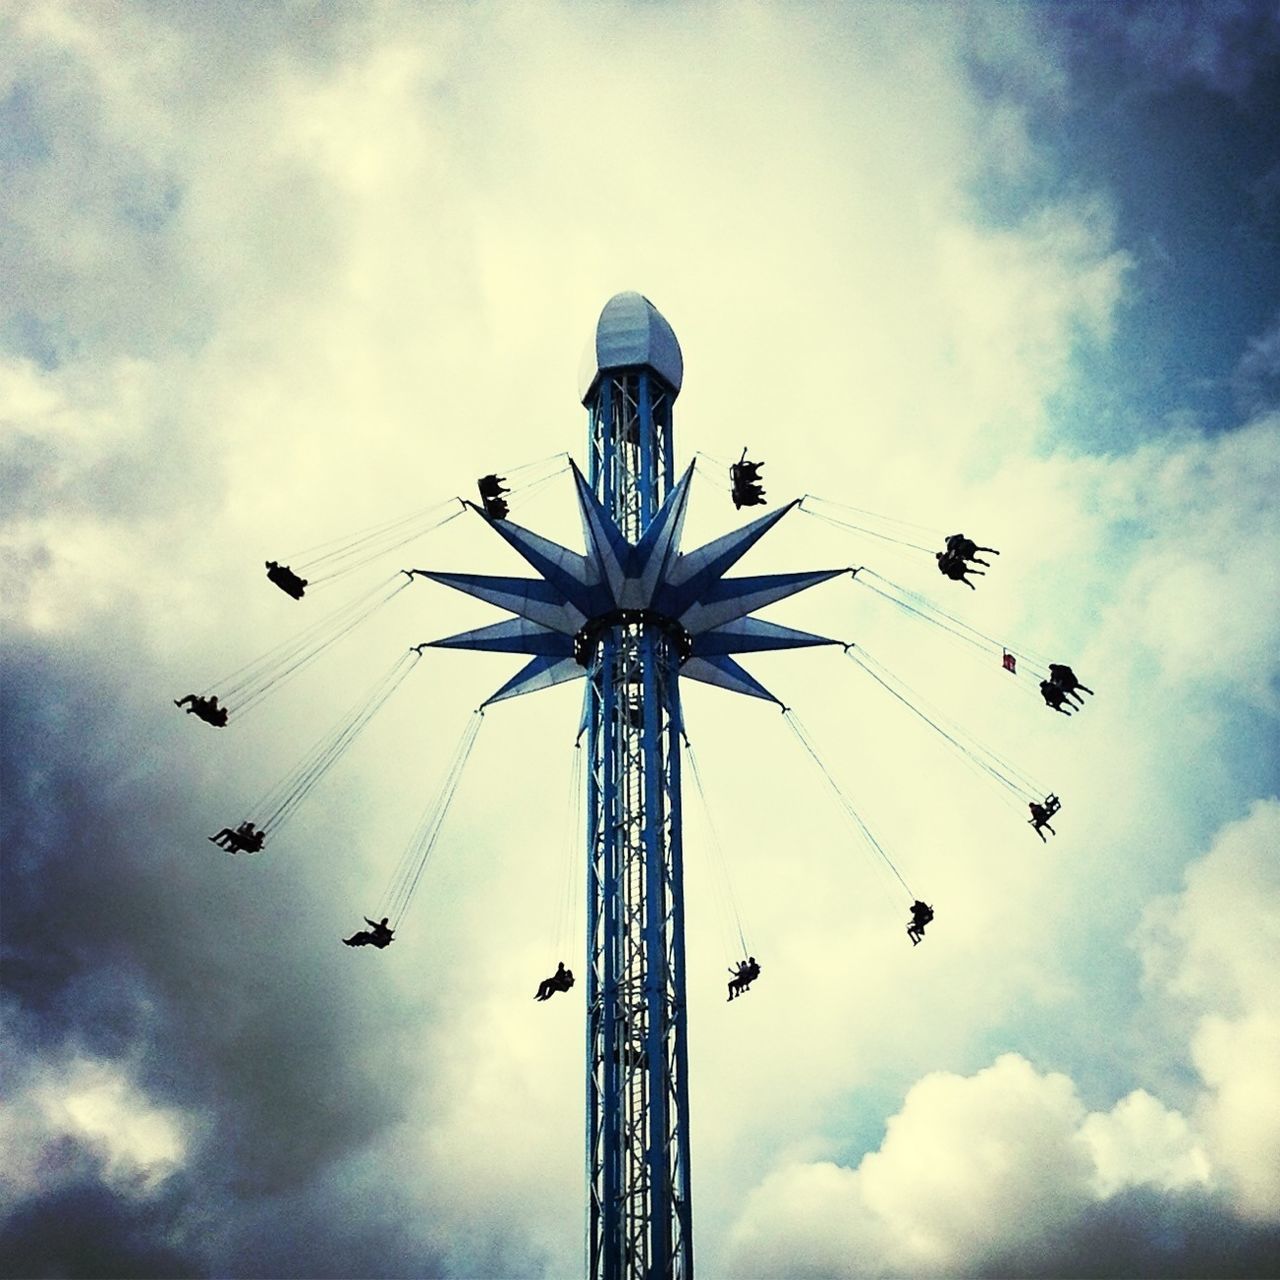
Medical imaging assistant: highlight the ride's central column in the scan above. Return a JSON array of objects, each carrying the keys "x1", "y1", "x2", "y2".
[{"x1": 581, "y1": 295, "x2": 693, "y2": 1280}]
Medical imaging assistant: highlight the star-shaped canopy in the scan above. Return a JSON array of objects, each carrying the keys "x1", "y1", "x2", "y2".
[{"x1": 414, "y1": 461, "x2": 845, "y2": 706}]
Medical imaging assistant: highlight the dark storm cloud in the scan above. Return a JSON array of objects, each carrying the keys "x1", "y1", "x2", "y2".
[
  {"x1": 0, "y1": 635, "x2": 396, "y2": 1188},
  {"x1": 1234, "y1": 312, "x2": 1280, "y2": 415},
  {"x1": 0, "y1": 1162, "x2": 205, "y2": 1280},
  {"x1": 983, "y1": 1, "x2": 1280, "y2": 439},
  {"x1": 0, "y1": 414, "x2": 228, "y2": 531},
  {"x1": 0, "y1": 107, "x2": 204, "y2": 368},
  {"x1": 978, "y1": 1186, "x2": 1280, "y2": 1280},
  {"x1": 0, "y1": 627, "x2": 451, "y2": 1276},
  {"x1": 1055, "y1": 1, "x2": 1280, "y2": 97}
]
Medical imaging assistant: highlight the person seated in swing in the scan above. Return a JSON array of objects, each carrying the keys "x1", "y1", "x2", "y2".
[
  {"x1": 1048, "y1": 663, "x2": 1094, "y2": 705},
  {"x1": 209, "y1": 821, "x2": 265, "y2": 853},
  {"x1": 935, "y1": 551, "x2": 984, "y2": 589},
  {"x1": 1029, "y1": 801, "x2": 1057, "y2": 842},
  {"x1": 535, "y1": 961, "x2": 575, "y2": 1001},
  {"x1": 1039, "y1": 680, "x2": 1074, "y2": 714},
  {"x1": 343, "y1": 916, "x2": 395, "y2": 948},
  {"x1": 265, "y1": 560, "x2": 307, "y2": 600},
  {"x1": 174, "y1": 693, "x2": 229, "y2": 727},
  {"x1": 727, "y1": 956, "x2": 760, "y2": 1000},
  {"x1": 944, "y1": 534, "x2": 1000, "y2": 566},
  {"x1": 907, "y1": 900, "x2": 934, "y2": 945},
  {"x1": 730, "y1": 450, "x2": 767, "y2": 509},
  {"x1": 476, "y1": 475, "x2": 511, "y2": 519}
]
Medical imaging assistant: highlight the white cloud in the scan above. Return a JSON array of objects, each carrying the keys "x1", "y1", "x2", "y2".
[
  {"x1": 727, "y1": 1054, "x2": 1092, "y2": 1276},
  {"x1": 725, "y1": 1055, "x2": 1220, "y2": 1277},
  {"x1": 0, "y1": 1056, "x2": 194, "y2": 1202},
  {"x1": 727, "y1": 798, "x2": 1279, "y2": 1272},
  {"x1": 1140, "y1": 798, "x2": 1280, "y2": 1222},
  {"x1": 1080, "y1": 1088, "x2": 1211, "y2": 1198},
  {"x1": 45, "y1": 1066, "x2": 187, "y2": 1189}
]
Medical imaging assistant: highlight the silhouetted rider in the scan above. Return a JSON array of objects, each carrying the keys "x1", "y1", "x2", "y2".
[
  {"x1": 535, "y1": 961, "x2": 575, "y2": 1001},
  {"x1": 174, "y1": 694, "x2": 229, "y2": 727},
  {"x1": 944, "y1": 534, "x2": 999, "y2": 566},
  {"x1": 343, "y1": 916, "x2": 394, "y2": 948},
  {"x1": 907, "y1": 900, "x2": 934, "y2": 945},
  {"x1": 209, "y1": 821, "x2": 265, "y2": 853},
  {"x1": 265, "y1": 561, "x2": 307, "y2": 600},
  {"x1": 727, "y1": 956, "x2": 760, "y2": 1000},
  {"x1": 1029, "y1": 802, "x2": 1057, "y2": 842},
  {"x1": 935, "y1": 552, "x2": 984, "y2": 589},
  {"x1": 1048, "y1": 663, "x2": 1093, "y2": 706},
  {"x1": 1039, "y1": 680, "x2": 1074, "y2": 715}
]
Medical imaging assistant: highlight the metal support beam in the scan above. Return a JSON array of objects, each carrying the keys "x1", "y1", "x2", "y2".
[{"x1": 586, "y1": 368, "x2": 692, "y2": 1279}]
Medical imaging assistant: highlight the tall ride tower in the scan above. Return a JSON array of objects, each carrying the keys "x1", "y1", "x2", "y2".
[
  {"x1": 579, "y1": 294, "x2": 692, "y2": 1279},
  {"x1": 420, "y1": 292, "x2": 842, "y2": 1279}
]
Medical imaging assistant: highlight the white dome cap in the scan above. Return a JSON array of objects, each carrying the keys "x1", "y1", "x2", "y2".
[{"x1": 578, "y1": 292, "x2": 683, "y2": 405}]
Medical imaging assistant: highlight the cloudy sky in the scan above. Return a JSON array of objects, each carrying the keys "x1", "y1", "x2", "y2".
[{"x1": 2, "y1": 2, "x2": 1279, "y2": 1277}]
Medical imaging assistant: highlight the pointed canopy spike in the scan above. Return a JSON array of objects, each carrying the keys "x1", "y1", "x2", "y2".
[
  {"x1": 680, "y1": 655, "x2": 782, "y2": 704},
  {"x1": 692, "y1": 616, "x2": 839, "y2": 658},
  {"x1": 658, "y1": 501, "x2": 803, "y2": 620},
  {"x1": 427, "y1": 617, "x2": 575, "y2": 658},
  {"x1": 630, "y1": 461, "x2": 696, "y2": 605},
  {"x1": 678, "y1": 568, "x2": 847, "y2": 635},
  {"x1": 482, "y1": 655, "x2": 588, "y2": 706},
  {"x1": 570, "y1": 461, "x2": 630, "y2": 599},
  {"x1": 472, "y1": 506, "x2": 607, "y2": 617},
  {"x1": 416, "y1": 570, "x2": 587, "y2": 636}
]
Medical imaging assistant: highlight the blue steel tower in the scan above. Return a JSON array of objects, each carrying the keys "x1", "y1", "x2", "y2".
[
  {"x1": 418, "y1": 293, "x2": 844, "y2": 1279},
  {"x1": 579, "y1": 294, "x2": 692, "y2": 1280}
]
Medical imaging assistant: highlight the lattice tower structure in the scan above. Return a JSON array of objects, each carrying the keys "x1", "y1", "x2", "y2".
[{"x1": 583, "y1": 303, "x2": 693, "y2": 1280}]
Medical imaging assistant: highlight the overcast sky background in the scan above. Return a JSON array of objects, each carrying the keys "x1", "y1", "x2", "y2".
[{"x1": 2, "y1": 2, "x2": 1279, "y2": 1278}]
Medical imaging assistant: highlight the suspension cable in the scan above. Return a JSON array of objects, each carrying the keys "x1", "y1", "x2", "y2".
[
  {"x1": 275, "y1": 451, "x2": 570, "y2": 590},
  {"x1": 781, "y1": 709, "x2": 914, "y2": 902},
  {"x1": 506, "y1": 462, "x2": 571, "y2": 518},
  {"x1": 500, "y1": 449, "x2": 571, "y2": 478},
  {"x1": 198, "y1": 574, "x2": 411, "y2": 720},
  {"x1": 841, "y1": 645, "x2": 1045, "y2": 802},
  {"x1": 248, "y1": 648, "x2": 422, "y2": 835},
  {"x1": 381, "y1": 710, "x2": 485, "y2": 929},
  {"x1": 683, "y1": 736, "x2": 750, "y2": 959},
  {"x1": 693, "y1": 449, "x2": 735, "y2": 470},
  {"x1": 799, "y1": 502, "x2": 939, "y2": 554},
  {"x1": 855, "y1": 569, "x2": 1052, "y2": 680},
  {"x1": 286, "y1": 497, "x2": 462, "y2": 571},
  {"x1": 802, "y1": 493, "x2": 947, "y2": 538},
  {"x1": 303, "y1": 506, "x2": 466, "y2": 589}
]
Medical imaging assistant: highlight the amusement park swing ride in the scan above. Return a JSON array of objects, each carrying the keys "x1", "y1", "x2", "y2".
[{"x1": 174, "y1": 292, "x2": 1092, "y2": 1280}]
